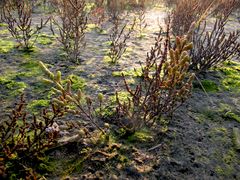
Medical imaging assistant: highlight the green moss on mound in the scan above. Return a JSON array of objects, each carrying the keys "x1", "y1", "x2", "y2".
[{"x1": 218, "y1": 61, "x2": 240, "y2": 92}]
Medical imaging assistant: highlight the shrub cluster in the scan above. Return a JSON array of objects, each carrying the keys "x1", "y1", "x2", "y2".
[{"x1": 0, "y1": 0, "x2": 240, "y2": 178}]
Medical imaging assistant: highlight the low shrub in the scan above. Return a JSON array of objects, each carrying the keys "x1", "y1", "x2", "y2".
[
  {"x1": 50, "y1": 0, "x2": 88, "y2": 62},
  {"x1": 0, "y1": 0, "x2": 49, "y2": 50},
  {"x1": 116, "y1": 25, "x2": 194, "y2": 132},
  {"x1": 107, "y1": 12, "x2": 136, "y2": 64},
  {"x1": 189, "y1": 12, "x2": 240, "y2": 73}
]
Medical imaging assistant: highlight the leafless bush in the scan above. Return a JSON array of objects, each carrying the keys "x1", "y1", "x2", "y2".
[
  {"x1": 51, "y1": 0, "x2": 88, "y2": 62},
  {"x1": 90, "y1": 1, "x2": 106, "y2": 31},
  {"x1": 189, "y1": 14, "x2": 240, "y2": 73},
  {"x1": 134, "y1": 6, "x2": 147, "y2": 38},
  {"x1": 213, "y1": 0, "x2": 240, "y2": 16},
  {"x1": 107, "y1": 12, "x2": 136, "y2": 64},
  {"x1": 171, "y1": 0, "x2": 240, "y2": 37},
  {"x1": 116, "y1": 24, "x2": 194, "y2": 132},
  {"x1": 0, "y1": 0, "x2": 49, "y2": 50},
  {"x1": 171, "y1": 0, "x2": 213, "y2": 36}
]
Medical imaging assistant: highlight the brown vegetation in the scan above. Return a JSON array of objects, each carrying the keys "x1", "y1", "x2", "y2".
[
  {"x1": 0, "y1": 0, "x2": 49, "y2": 50},
  {"x1": 50, "y1": 0, "x2": 88, "y2": 62}
]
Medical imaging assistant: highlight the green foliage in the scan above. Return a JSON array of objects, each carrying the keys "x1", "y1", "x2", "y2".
[
  {"x1": 201, "y1": 80, "x2": 219, "y2": 92},
  {"x1": 194, "y1": 79, "x2": 219, "y2": 92}
]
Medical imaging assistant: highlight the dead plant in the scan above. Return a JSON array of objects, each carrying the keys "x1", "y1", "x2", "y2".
[
  {"x1": 50, "y1": 0, "x2": 88, "y2": 62},
  {"x1": 189, "y1": 12, "x2": 240, "y2": 73},
  {"x1": 171, "y1": 0, "x2": 213, "y2": 36},
  {"x1": 134, "y1": 6, "x2": 147, "y2": 38},
  {"x1": 107, "y1": 13, "x2": 136, "y2": 64},
  {"x1": 0, "y1": 0, "x2": 49, "y2": 50}
]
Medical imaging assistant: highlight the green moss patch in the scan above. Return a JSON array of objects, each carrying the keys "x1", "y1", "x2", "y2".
[
  {"x1": 0, "y1": 39, "x2": 15, "y2": 53},
  {"x1": 127, "y1": 129, "x2": 153, "y2": 143},
  {"x1": 86, "y1": 23, "x2": 98, "y2": 32},
  {"x1": 0, "y1": 23, "x2": 8, "y2": 27},
  {"x1": 110, "y1": 91, "x2": 130, "y2": 104},
  {"x1": 0, "y1": 76, "x2": 27, "y2": 97},
  {"x1": 112, "y1": 68, "x2": 142, "y2": 77},
  {"x1": 19, "y1": 60, "x2": 42, "y2": 77},
  {"x1": 223, "y1": 111, "x2": 240, "y2": 123},
  {"x1": 27, "y1": 99, "x2": 50, "y2": 112},
  {"x1": 193, "y1": 79, "x2": 219, "y2": 92},
  {"x1": 0, "y1": 29, "x2": 9, "y2": 35},
  {"x1": 36, "y1": 33, "x2": 56, "y2": 45},
  {"x1": 64, "y1": 74, "x2": 86, "y2": 91},
  {"x1": 218, "y1": 61, "x2": 240, "y2": 92}
]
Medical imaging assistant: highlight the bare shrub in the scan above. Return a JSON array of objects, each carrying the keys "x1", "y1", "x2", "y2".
[
  {"x1": 171, "y1": 0, "x2": 213, "y2": 36},
  {"x1": 171, "y1": 0, "x2": 240, "y2": 37},
  {"x1": 51, "y1": 0, "x2": 88, "y2": 62},
  {"x1": 116, "y1": 25, "x2": 194, "y2": 132},
  {"x1": 213, "y1": 0, "x2": 240, "y2": 16},
  {"x1": 0, "y1": 0, "x2": 49, "y2": 50},
  {"x1": 107, "y1": 11, "x2": 136, "y2": 64},
  {"x1": 189, "y1": 15, "x2": 240, "y2": 73},
  {"x1": 134, "y1": 5, "x2": 147, "y2": 38},
  {"x1": 90, "y1": 1, "x2": 106, "y2": 31}
]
